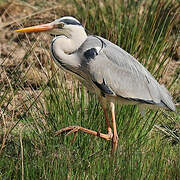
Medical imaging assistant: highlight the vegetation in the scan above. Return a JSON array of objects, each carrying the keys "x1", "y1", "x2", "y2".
[{"x1": 0, "y1": 0, "x2": 179, "y2": 179}]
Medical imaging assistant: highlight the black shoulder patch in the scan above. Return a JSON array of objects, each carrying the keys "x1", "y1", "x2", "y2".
[
  {"x1": 93, "y1": 79, "x2": 114, "y2": 95},
  {"x1": 84, "y1": 48, "x2": 98, "y2": 61}
]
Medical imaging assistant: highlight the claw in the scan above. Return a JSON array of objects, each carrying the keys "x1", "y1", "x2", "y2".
[
  {"x1": 66, "y1": 127, "x2": 79, "y2": 136},
  {"x1": 55, "y1": 126, "x2": 80, "y2": 136}
]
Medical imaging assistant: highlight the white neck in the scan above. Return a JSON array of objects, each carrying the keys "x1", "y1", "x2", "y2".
[{"x1": 51, "y1": 25, "x2": 87, "y2": 68}]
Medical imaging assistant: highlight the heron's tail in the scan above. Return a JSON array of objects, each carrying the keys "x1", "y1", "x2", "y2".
[{"x1": 159, "y1": 84, "x2": 176, "y2": 112}]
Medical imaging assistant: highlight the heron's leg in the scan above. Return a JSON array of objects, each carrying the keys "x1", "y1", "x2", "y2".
[
  {"x1": 103, "y1": 107, "x2": 113, "y2": 137},
  {"x1": 55, "y1": 126, "x2": 113, "y2": 141},
  {"x1": 110, "y1": 102, "x2": 118, "y2": 153},
  {"x1": 55, "y1": 97, "x2": 113, "y2": 143},
  {"x1": 100, "y1": 97, "x2": 113, "y2": 138}
]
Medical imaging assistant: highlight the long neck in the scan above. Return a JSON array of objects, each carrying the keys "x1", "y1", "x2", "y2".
[{"x1": 51, "y1": 27, "x2": 87, "y2": 68}]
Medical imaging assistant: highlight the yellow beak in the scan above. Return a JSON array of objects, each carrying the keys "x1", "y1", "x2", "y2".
[{"x1": 15, "y1": 23, "x2": 54, "y2": 33}]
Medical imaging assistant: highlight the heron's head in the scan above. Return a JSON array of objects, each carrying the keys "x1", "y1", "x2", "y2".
[{"x1": 15, "y1": 16, "x2": 87, "y2": 40}]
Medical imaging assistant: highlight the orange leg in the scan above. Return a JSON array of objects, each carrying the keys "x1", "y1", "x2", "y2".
[
  {"x1": 110, "y1": 102, "x2": 118, "y2": 153},
  {"x1": 102, "y1": 102, "x2": 113, "y2": 139},
  {"x1": 55, "y1": 104, "x2": 113, "y2": 142},
  {"x1": 55, "y1": 99, "x2": 118, "y2": 153},
  {"x1": 55, "y1": 124, "x2": 113, "y2": 141}
]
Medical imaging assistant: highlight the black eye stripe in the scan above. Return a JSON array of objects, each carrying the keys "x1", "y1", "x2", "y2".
[
  {"x1": 57, "y1": 23, "x2": 64, "y2": 28},
  {"x1": 60, "y1": 19, "x2": 82, "y2": 26}
]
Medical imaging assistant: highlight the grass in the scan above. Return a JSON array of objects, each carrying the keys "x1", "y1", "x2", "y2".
[{"x1": 0, "y1": 0, "x2": 180, "y2": 179}]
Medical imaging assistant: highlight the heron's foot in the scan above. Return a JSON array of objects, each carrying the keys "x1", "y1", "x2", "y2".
[{"x1": 55, "y1": 125, "x2": 113, "y2": 143}]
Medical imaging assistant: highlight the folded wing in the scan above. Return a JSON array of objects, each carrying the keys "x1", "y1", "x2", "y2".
[{"x1": 78, "y1": 36, "x2": 176, "y2": 111}]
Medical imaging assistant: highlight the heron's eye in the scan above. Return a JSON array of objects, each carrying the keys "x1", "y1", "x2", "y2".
[{"x1": 57, "y1": 23, "x2": 64, "y2": 29}]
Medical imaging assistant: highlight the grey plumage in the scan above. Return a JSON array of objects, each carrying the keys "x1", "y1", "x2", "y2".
[{"x1": 72, "y1": 35, "x2": 176, "y2": 111}]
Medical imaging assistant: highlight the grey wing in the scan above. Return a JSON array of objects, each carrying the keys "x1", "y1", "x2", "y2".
[{"x1": 78, "y1": 36, "x2": 176, "y2": 111}]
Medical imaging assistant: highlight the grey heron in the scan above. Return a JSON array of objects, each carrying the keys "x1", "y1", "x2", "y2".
[{"x1": 15, "y1": 16, "x2": 176, "y2": 153}]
